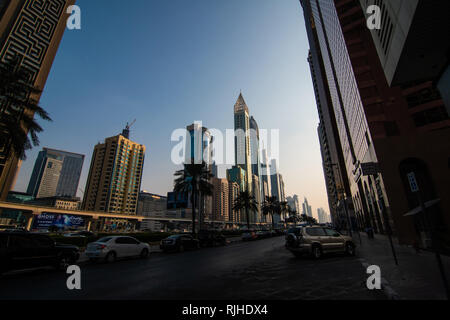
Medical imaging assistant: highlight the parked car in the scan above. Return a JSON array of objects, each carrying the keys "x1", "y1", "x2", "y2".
[
  {"x1": 285, "y1": 226, "x2": 355, "y2": 259},
  {"x1": 85, "y1": 236, "x2": 150, "y2": 262},
  {"x1": 256, "y1": 230, "x2": 271, "y2": 239},
  {"x1": 241, "y1": 230, "x2": 257, "y2": 241},
  {"x1": 160, "y1": 234, "x2": 199, "y2": 252},
  {"x1": 0, "y1": 232, "x2": 80, "y2": 275},
  {"x1": 197, "y1": 230, "x2": 226, "y2": 247}
]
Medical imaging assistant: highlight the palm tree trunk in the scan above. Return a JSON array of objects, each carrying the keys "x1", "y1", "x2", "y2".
[
  {"x1": 246, "y1": 207, "x2": 250, "y2": 230},
  {"x1": 271, "y1": 213, "x2": 275, "y2": 230}
]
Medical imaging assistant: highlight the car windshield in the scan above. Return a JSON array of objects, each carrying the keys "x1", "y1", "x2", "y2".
[
  {"x1": 97, "y1": 237, "x2": 113, "y2": 243},
  {"x1": 305, "y1": 228, "x2": 326, "y2": 236}
]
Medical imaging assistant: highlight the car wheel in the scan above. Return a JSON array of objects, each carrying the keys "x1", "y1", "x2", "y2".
[
  {"x1": 312, "y1": 245, "x2": 322, "y2": 259},
  {"x1": 140, "y1": 248, "x2": 149, "y2": 259},
  {"x1": 345, "y1": 243, "x2": 355, "y2": 256},
  {"x1": 105, "y1": 251, "x2": 116, "y2": 263}
]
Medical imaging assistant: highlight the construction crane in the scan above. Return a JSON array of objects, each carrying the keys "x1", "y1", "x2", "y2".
[
  {"x1": 122, "y1": 119, "x2": 136, "y2": 139},
  {"x1": 126, "y1": 119, "x2": 136, "y2": 131}
]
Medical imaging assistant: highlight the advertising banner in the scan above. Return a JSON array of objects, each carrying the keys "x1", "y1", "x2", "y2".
[{"x1": 32, "y1": 213, "x2": 85, "y2": 230}]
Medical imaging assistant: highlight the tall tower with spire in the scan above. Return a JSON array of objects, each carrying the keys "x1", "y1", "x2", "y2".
[{"x1": 233, "y1": 93, "x2": 252, "y2": 195}]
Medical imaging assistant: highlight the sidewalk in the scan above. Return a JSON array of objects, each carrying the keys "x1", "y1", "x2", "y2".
[{"x1": 354, "y1": 232, "x2": 450, "y2": 300}]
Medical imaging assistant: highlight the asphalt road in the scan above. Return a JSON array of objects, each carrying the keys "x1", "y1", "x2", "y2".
[{"x1": 0, "y1": 237, "x2": 386, "y2": 300}]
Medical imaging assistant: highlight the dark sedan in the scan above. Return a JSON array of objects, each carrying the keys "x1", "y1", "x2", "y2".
[
  {"x1": 0, "y1": 232, "x2": 80, "y2": 275},
  {"x1": 197, "y1": 230, "x2": 226, "y2": 247},
  {"x1": 160, "y1": 234, "x2": 200, "y2": 253}
]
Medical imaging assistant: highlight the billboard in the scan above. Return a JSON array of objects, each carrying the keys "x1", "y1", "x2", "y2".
[{"x1": 32, "y1": 213, "x2": 85, "y2": 230}]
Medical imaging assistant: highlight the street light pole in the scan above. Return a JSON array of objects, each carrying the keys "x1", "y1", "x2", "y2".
[{"x1": 375, "y1": 174, "x2": 398, "y2": 266}]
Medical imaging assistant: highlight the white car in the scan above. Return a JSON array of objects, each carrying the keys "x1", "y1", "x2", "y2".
[{"x1": 86, "y1": 236, "x2": 150, "y2": 262}]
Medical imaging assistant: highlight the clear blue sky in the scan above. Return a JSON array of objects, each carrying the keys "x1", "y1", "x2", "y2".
[{"x1": 14, "y1": 0, "x2": 329, "y2": 218}]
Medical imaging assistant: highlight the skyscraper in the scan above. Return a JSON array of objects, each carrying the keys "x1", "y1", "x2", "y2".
[
  {"x1": 186, "y1": 122, "x2": 213, "y2": 165},
  {"x1": 302, "y1": 197, "x2": 312, "y2": 218},
  {"x1": 226, "y1": 166, "x2": 247, "y2": 194},
  {"x1": 0, "y1": 0, "x2": 76, "y2": 200},
  {"x1": 249, "y1": 116, "x2": 261, "y2": 178},
  {"x1": 185, "y1": 122, "x2": 214, "y2": 224},
  {"x1": 279, "y1": 173, "x2": 285, "y2": 202},
  {"x1": 300, "y1": 0, "x2": 450, "y2": 245},
  {"x1": 82, "y1": 126, "x2": 145, "y2": 216},
  {"x1": 287, "y1": 195, "x2": 300, "y2": 214},
  {"x1": 249, "y1": 115, "x2": 263, "y2": 217},
  {"x1": 260, "y1": 148, "x2": 272, "y2": 201},
  {"x1": 252, "y1": 174, "x2": 261, "y2": 223},
  {"x1": 228, "y1": 181, "x2": 241, "y2": 224},
  {"x1": 306, "y1": 35, "x2": 349, "y2": 226},
  {"x1": 317, "y1": 208, "x2": 327, "y2": 224},
  {"x1": 234, "y1": 93, "x2": 252, "y2": 194},
  {"x1": 269, "y1": 159, "x2": 283, "y2": 201},
  {"x1": 27, "y1": 148, "x2": 84, "y2": 198},
  {"x1": 212, "y1": 177, "x2": 229, "y2": 222},
  {"x1": 226, "y1": 166, "x2": 246, "y2": 223}
]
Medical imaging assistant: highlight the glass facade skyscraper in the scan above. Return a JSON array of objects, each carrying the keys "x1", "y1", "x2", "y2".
[
  {"x1": 301, "y1": 0, "x2": 450, "y2": 245},
  {"x1": 27, "y1": 148, "x2": 84, "y2": 198},
  {"x1": 234, "y1": 93, "x2": 252, "y2": 194}
]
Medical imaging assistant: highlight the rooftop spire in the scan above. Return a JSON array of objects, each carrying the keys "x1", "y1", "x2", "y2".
[{"x1": 234, "y1": 92, "x2": 249, "y2": 113}]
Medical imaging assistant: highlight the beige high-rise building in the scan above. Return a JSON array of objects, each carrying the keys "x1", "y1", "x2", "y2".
[
  {"x1": 228, "y1": 181, "x2": 240, "y2": 224},
  {"x1": 35, "y1": 157, "x2": 63, "y2": 199},
  {"x1": 82, "y1": 129, "x2": 145, "y2": 215},
  {"x1": 212, "y1": 178, "x2": 229, "y2": 222}
]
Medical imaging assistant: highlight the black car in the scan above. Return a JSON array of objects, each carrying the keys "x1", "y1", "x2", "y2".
[
  {"x1": 0, "y1": 232, "x2": 80, "y2": 275},
  {"x1": 197, "y1": 230, "x2": 226, "y2": 247},
  {"x1": 160, "y1": 234, "x2": 199, "y2": 252}
]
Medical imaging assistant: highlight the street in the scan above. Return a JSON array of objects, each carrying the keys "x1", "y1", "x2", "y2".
[{"x1": 0, "y1": 237, "x2": 386, "y2": 300}]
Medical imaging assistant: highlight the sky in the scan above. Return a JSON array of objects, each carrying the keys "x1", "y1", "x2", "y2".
[{"x1": 13, "y1": 0, "x2": 329, "y2": 220}]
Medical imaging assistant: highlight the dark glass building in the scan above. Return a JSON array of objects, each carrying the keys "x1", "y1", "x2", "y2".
[{"x1": 27, "y1": 148, "x2": 84, "y2": 198}]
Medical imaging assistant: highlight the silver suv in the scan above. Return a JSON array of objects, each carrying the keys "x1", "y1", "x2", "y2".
[{"x1": 285, "y1": 226, "x2": 355, "y2": 259}]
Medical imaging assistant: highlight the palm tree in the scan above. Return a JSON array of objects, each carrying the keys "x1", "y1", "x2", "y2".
[
  {"x1": 174, "y1": 162, "x2": 213, "y2": 236},
  {"x1": 262, "y1": 196, "x2": 279, "y2": 230},
  {"x1": 0, "y1": 57, "x2": 52, "y2": 162},
  {"x1": 233, "y1": 190, "x2": 258, "y2": 230},
  {"x1": 299, "y1": 214, "x2": 317, "y2": 225},
  {"x1": 279, "y1": 201, "x2": 290, "y2": 227},
  {"x1": 285, "y1": 207, "x2": 299, "y2": 224}
]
